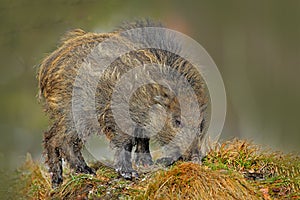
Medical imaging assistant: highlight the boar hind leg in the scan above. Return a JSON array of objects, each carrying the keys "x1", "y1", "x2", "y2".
[
  {"x1": 43, "y1": 125, "x2": 63, "y2": 188},
  {"x1": 62, "y1": 135, "x2": 95, "y2": 175},
  {"x1": 134, "y1": 126, "x2": 153, "y2": 167}
]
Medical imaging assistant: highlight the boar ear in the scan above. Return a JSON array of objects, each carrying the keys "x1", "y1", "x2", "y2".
[
  {"x1": 154, "y1": 95, "x2": 171, "y2": 108},
  {"x1": 154, "y1": 95, "x2": 165, "y2": 104}
]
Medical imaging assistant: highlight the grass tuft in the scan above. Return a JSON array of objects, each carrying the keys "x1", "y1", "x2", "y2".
[{"x1": 10, "y1": 139, "x2": 300, "y2": 199}]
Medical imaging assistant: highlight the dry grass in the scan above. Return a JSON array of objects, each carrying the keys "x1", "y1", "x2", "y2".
[
  {"x1": 144, "y1": 162, "x2": 259, "y2": 200},
  {"x1": 9, "y1": 139, "x2": 300, "y2": 199},
  {"x1": 204, "y1": 139, "x2": 300, "y2": 199}
]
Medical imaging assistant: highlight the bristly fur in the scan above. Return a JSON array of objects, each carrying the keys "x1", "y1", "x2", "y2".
[
  {"x1": 38, "y1": 20, "x2": 210, "y2": 188},
  {"x1": 114, "y1": 18, "x2": 163, "y2": 31}
]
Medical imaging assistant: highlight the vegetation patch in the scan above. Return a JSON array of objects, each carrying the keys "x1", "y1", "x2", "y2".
[{"x1": 9, "y1": 139, "x2": 300, "y2": 199}]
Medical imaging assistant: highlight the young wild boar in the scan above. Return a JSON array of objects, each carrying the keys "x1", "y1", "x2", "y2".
[{"x1": 38, "y1": 20, "x2": 210, "y2": 188}]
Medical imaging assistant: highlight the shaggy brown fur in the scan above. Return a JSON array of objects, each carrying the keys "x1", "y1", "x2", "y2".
[{"x1": 38, "y1": 20, "x2": 210, "y2": 188}]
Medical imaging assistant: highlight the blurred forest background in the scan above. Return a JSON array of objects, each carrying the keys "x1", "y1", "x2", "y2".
[{"x1": 0, "y1": 0, "x2": 299, "y2": 170}]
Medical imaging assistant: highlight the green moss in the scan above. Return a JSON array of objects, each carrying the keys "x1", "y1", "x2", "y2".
[{"x1": 203, "y1": 139, "x2": 300, "y2": 199}]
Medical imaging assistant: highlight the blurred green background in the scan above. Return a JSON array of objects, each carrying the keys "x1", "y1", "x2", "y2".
[{"x1": 0, "y1": 0, "x2": 299, "y2": 170}]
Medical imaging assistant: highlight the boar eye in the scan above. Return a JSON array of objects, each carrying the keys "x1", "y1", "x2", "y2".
[
  {"x1": 173, "y1": 118, "x2": 183, "y2": 128},
  {"x1": 199, "y1": 119, "x2": 205, "y2": 132}
]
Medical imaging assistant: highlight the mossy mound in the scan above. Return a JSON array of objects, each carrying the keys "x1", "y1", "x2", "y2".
[
  {"x1": 204, "y1": 139, "x2": 300, "y2": 199},
  {"x1": 11, "y1": 139, "x2": 300, "y2": 199}
]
